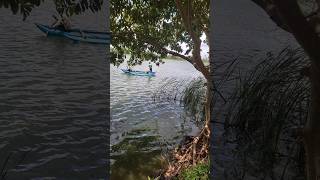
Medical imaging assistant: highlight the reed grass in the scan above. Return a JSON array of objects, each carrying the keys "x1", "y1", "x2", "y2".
[{"x1": 225, "y1": 47, "x2": 310, "y2": 179}]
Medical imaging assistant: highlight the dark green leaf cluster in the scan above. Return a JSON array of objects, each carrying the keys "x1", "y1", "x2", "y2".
[
  {"x1": 0, "y1": 0, "x2": 103, "y2": 20},
  {"x1": 111, "y1": 0, "x2": 209, "y2": 66},
  {"x1": 54, "y1": 0, "x2": 103, "y2": 17},
  {"x1": 0, "y1": 0, "x2": 44, "y2": 20}
]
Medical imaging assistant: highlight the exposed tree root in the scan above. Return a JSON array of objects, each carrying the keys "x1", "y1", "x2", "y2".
[{"x1": 163, "y1": 123, "x2": 210, "y2": 179}]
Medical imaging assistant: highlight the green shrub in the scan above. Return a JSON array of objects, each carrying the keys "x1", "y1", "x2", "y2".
[{"x1": 179, "y1": 162, "x2": 209, "y2": 180}]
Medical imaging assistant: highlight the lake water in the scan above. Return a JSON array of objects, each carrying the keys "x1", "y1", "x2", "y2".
[
  {"x1": 0, "y1": 3, "x2": 108, "y2": 179},
  {"x1": 110, "y1": 60, "x2": 201, "y2": 179}
]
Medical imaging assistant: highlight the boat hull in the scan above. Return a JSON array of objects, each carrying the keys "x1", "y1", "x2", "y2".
[
  {"x1": 35, "y1": 23, "x2": 111, "y2": 44},
  {"x1": 121, "y1": 69, "x2": 156, "y2": 77}
]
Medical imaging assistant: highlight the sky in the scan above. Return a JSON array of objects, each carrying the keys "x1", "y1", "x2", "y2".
[
  {"x1": 180, "y1": 33, "x2": 209, "y2": 59},
  {"x1": 200, "y1": 33, "x2": 209, "y2": 59}
]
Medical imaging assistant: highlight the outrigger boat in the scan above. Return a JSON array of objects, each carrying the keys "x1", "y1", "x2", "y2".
[
  {"x1": 35, "y1": 23, "x2": 111, "y2": 45},
  {"x1": 121, "y1": 69, "x2": 156, "y2": 77}
]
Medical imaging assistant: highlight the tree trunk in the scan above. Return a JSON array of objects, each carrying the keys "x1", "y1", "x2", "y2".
[
  {"x1": 205, "y1": 79, "x2": 213, "y2": 141},
  {"x1": 304, "y1": 63, "x2": 320, "y2": 180},
  {"x1": 271, "y1": 1, "x2": 320, "y2": 179}
]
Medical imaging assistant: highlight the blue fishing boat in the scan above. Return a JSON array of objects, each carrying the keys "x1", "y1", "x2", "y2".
[
  {"x1": 35, "y1": 23, "x2": 111, "y2": 44},
  {"x1": 121, "y1": 69, "x2": 156, "y2": 77}
]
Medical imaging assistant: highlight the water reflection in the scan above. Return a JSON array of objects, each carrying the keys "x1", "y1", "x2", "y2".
[{"x1": 111, "y1": 129, "x2": 163, "y2": 180}]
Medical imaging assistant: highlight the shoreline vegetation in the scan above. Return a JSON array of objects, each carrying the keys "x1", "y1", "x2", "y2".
[
  {"x1": 150, "y1": 161, "x2": 209, "y2": 180},
  {"x1": 152, "y1": 78, "x2": 209, "y2": 179},
  {"x1": 222, "y1": 47, "x2": 309, "y2": 179},
  {"x1": 166, "y1": 55, "x2": 209, "y2": 62},
  {"x1": 118, "y1": 53, "x2": 209, "y2": 66},
  {"x1": 151, "y1": 47, "x2": 307, "y2": 180},
  {"x1": 121, "y1": 49, "x2": 208, "y2": 62},
  {"x1": 178, "y1": 161, "x2": 209, "y2": 180}
]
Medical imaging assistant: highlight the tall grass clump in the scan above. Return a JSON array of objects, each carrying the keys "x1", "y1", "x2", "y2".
[
  {"x1": 153, "y1": 77, "x2": 207, "y2": 125},
  {"x1": 225, "y1": 47, "x2": 310, "y2": 179},
  {"x1": 153, "y1": 77, "x2": 212, "y2": 178}
]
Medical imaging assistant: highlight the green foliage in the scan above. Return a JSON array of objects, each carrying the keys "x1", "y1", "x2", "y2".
[
  {"x1": 111, "y1": 0, "x2": 209, "y2": 66},
  {"x1": 147, "y1": 176, "x2": 160, "y2": 180},
  {"x1": 178, "y1": 161, "x2": 209, "y2": 180},
  {"x1": 0, "y1": 0, "x2": 44, "y2": 20},
  {"x1": 53, "y1": 0, "x2": 103, "y2": 17},
  {"x1": 0, "y1": 0, "x2": 103, "y2": 20}
]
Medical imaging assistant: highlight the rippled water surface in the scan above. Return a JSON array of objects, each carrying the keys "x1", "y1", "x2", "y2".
[
  {"x1": 0, "y1": 3, "x2": 108, "y2": 179},
  {"x1": 110, "y1": 61, "x2": 201, "y2": 180}
]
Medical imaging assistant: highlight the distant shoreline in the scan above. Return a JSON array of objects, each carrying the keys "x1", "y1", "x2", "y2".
[{"x1": 121, "y1": 54, "x2": 209, "y2": 65}]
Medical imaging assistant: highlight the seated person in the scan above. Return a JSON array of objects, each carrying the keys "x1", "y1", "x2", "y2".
[{"x1": 51, "y1": 15, "x2": 71, "y2": 32}]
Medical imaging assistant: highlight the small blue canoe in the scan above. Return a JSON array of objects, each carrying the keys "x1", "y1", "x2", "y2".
[
  {"x1": 121, "y1": 69, "x2": 156, "y2": 77},
  {"x1": 35, "y1": 23, "x2": 111, "y2": 45}
]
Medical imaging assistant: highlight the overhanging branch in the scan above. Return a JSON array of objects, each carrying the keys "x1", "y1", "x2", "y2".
[
  {"x1": 251, "y1": 0, "x2": 291, "y2": 32},
  {"x1": 273, "y1": 0, "x2": 320, "y2": 64},
  {"x1": 113, "y1": 31, "x2": 193, "y2": 63},
  {"x1": 162, "y1": 47, "x2": 193, "y2": 63}
]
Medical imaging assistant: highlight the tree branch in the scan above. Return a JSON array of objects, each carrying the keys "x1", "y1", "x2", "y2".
[
  {"x1": 142, "y1": 37, "x2": 193, "y2": 63},
  {"x1": 114, "y1": 31, "x2": 193, "y2": 64},
  {"x1": 251, "y1": 0, "x2": 291, "y2": 32},
  {"x1": 162, "y1": 47, "x2": 193, "y2": 63},
  {"x1": 273, "y1": 0, "x2": 320, "y2": 65},
  {"x1": 175, "y1": 0, "x2": 210, "y2": 80}
]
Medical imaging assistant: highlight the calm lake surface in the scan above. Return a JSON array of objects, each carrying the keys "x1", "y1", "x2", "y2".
[
  {"x1": 0, "y1": 3, "x2": 108, "y2": 179},
  {"x1": 110, "y1": 61, "x2": 201, "y2": 179}
]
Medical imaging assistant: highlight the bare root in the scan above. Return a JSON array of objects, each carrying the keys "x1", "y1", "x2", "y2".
[{"x1": 163, "y1": 124, "x2": 210, "y2": 179}]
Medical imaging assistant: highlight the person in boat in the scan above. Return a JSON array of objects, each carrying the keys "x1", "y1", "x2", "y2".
[
  {"x1": 127, "y1": 66, "x2": 132, "y2": 72},
  {"x1": 51, "y1": 15, "x2": 72, "y2": 32},
  {"x1": 148, "y1": 62, "x2": 153, "y2": 72},
  {"x1": 51, "y1": 15, "x2": 87, "y2": 39}
]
